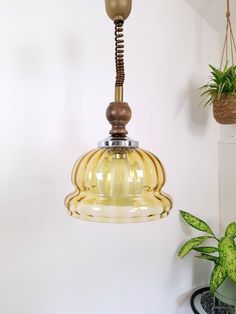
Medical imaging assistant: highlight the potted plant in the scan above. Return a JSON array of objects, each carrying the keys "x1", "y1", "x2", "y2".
[
  {"x1": 178, "y1": 210, "x2": 236, "y2": 307},
  {"x1": 200, "y1": 64, "x2": 236, "y2": 124}
]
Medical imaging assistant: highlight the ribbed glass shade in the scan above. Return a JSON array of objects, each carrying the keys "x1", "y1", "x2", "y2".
[{"x1": 65, "y1": 147, "x2": 172, "y2": 223}]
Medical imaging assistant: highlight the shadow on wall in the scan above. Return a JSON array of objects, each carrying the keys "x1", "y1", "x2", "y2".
[
  {"x1": 174, "y1": 264, "x2": 211, "y2": 314},
  {"x1": 174, "y1": 256, "x2": 212, "y2": 313},
  {"x1": 176, "y1": 79, "x2": 211, "y2": 136},
  {"x1": 192, "y1": 256, "x2": 212, "y2": 287},
  {"x1": 175, "y1": 10, "x2": 216, "y2": 137},
  {"x1": 175, "y1": 287, "x2": 196, "y2": 313},
  {"x1": 172, "y1": 213, "x2": 212, "y2": 313}
]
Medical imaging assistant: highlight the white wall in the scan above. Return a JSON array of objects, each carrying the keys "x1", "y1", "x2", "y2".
[
  {"x1": 219, "y1": 130, "x2": 236, "y2": 231},
  {"x1": 185, "y1": 0, "x2": 236, "y2": 32},
  {"x1": 218, "y1": 21, "x2": 236, "y2": 231},
  {"x1": 0, "y1": 1, "x2": 219, "y2": 313}
]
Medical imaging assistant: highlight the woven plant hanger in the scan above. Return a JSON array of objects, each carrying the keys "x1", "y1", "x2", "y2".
[
  {"x1": 220, "y1": 0, "x2": 236, "y2": 68},
  {"x1": 213, "y1": 0, "x2": 236, "y2": 124}
]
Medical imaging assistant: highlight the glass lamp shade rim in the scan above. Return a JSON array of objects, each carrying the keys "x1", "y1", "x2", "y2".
[{"x1": 67, "y1": 208, "x2": 171, "y2": 224}]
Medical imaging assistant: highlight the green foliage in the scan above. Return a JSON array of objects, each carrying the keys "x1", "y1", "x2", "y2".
[
  {"x1": 200, "y1": 64, "x2": 236, "y2": 107},
  {"x1": 195, "y1": 253, "x2": 219, "y2": 264},
  {"x1": 178, "y1": 236, "x2": 210, "y2": 258},
  {"x1": 178, "y1": 211, "x2": 236, "y2": 294},
  {"x1": 210, "y1": 265, "x2": 226, "y2": 294},
  {"x1": 225, "y1": 222, "x2": 236, "y2": 237},
  {"x1": 194, "y1": 246, "x2": 219, "y2": 253},
  {"x1": 180, "y1": 210, "x2": 215, "y2": 236},
  {"x1": 219, "y1": 237, "x2": 236, "y2": 283}
]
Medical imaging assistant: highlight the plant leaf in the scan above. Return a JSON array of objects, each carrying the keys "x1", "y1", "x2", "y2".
[
  {"x1": 210, "y1": 265, "x2": 227, "y2": 294},
  {"x1": 194, "y1": 246, "x2": 219, "y2": 253},
  {"x1": 178, "y1": 236, "x2": 210, "y2": 258},
  {"x1": 218, "y1": 81, "x2": 226, "y2": 98},
  {"x1": 203, "y1": 98, "x2": 213, "y2": 107},
  {"x1": 225, "y1": 222, "x2": 236, "y2": 237},
  {"x1": 180, "y1": 211, "x2": 215, "y2": 236},
  {"x1": 209, "y1": 64, "x2": 220, "y2": 74},
  {"x1": 219, "y1": 223, "x2": 236, "y2": 283},
  {"x1": 195, "y1": 253, "x2": 219, "y2": 263},
  {"x1": 200, "y1": 89, "x2": 212, "y2": 97}
]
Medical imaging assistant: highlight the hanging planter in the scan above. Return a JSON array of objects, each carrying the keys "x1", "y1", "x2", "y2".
[
  {"x1": 213, "y1": 93, "x2": 236, "y2": 124},
  {"x1": 200, "y1": 64, "x2": 236, "y2": 124},
  {"x1": 200, "y1": 0, "x2": 236, "y2": 125}
]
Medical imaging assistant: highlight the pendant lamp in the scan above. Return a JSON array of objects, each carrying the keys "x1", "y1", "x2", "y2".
[{"x1": 65, "y1": 0, "x2": 172, "y2": 223}]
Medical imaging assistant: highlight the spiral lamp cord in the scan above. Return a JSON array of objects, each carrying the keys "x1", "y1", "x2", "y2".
[{"x1": 114, "y1": 19, "x2": 125, "y2": 88}]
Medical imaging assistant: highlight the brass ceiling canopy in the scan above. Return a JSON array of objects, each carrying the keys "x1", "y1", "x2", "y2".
[
  {"x1": 105, "y1": 0, "x2": 132, "y2": 21},
  {"x1": 65, "y1": 0, "x2": 172, "y2": 223}
]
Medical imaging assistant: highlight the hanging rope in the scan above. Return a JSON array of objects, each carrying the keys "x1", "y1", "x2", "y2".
[{"x1": 220, "y1": 0, "x2": 236, "y2": 68}]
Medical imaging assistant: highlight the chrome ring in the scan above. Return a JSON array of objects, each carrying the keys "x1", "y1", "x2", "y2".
[{"x1": 98, "y1": 136, "x2": 139, "y2": 148}]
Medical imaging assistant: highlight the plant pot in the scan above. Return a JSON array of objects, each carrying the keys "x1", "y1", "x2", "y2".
[
  {"x1": 213, "y1": 93, "x2": 236, "y2": 124},
  {"x1": 215, "y1": 278, "x2": 236, "y2": 308}
]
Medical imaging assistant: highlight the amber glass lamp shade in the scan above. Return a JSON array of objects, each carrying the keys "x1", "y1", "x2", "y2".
[{"x1": 65, "y1": 147, "x2": 172, "y2": 223}]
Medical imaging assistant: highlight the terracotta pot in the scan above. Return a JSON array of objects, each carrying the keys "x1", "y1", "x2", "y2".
[{"x1": 213, "y1": 93, "x2": 236, "y2": 124}]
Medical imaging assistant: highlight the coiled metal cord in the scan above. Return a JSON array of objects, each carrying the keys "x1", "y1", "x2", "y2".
[{"x1": 114, "y1": 19, "x2": 125, "y2": 87}]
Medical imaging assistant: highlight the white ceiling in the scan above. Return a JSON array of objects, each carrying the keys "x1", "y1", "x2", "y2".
[{"x1": 186, "y1": 0, "x2": 236, "y2": 32}]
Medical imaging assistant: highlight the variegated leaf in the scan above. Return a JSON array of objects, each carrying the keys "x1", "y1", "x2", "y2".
[
  {"x1": 195, "y1": 253, "x2": 219, "y2": 263},
  {"x1": 194, "y1": 247, "x2": 218, "y2": 254},
  {"x1": 180, "y1": 211, "x2": 215, "y2": 236},
  {"x1": 178, "y1": 236, "x2": 210, "y2": 258},
  {"x1": 210, "y1": 265, "x2": 227, "y2": 294}
]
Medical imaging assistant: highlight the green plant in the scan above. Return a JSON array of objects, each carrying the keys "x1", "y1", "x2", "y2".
[
  {"x1": 178, "y1": 210, "x2": 236, "y2": 294},
  {"x1": 200, "y1": 64, "x2": 236, "y2": 107}
]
